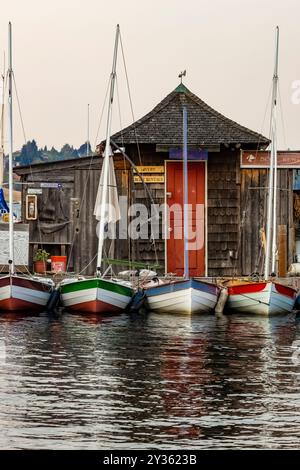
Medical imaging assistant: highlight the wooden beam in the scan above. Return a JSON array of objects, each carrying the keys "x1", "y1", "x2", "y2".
[{"x1": 278, "y1": 225, "x2": 287, "y2": 277}]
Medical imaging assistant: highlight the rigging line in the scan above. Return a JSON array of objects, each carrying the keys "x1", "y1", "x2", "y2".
[
  {"x1": 102, "y1": 244, "x2": 117, "y2": 278},
  {"x1": 66, "y1": 162, "x2": 94, "y2": 272},
  {"x1": 116, "y1": 75, "x2": 132, "y2": 268},
  {"x1": 12, "y1": 72, "x2": 26, "y2": 143},
  {"x1": 12, "y1": 71, "x2": 45, "y2": 252},
  {"x1": 119, "y1": 32, "x2": 142, "y2": 166},
  {"x1": 129, "y1": 166, "x2": 134, "y2": 266},
  {"x1": 13, "y1": 244, "x2": 32, "y2": 275},
  {"x1": 111, "y1": 139, "x2": 160, "y2": 217},
  {"x1": 232, "y1": 186, "x2": 250, "y2": 278},
  {"x1": 67, "y1": 78, "x2": 113, "y2": 272},
  {"x1": 93, "y1": 77, "x2": 111, "y2": 150},
  {"x1": 235, "y1": 82, "x2": 273, "y2": 278},
  {"x1": 0, "y1": 72, "x2": 8, "y2": 143},
  {"x1": 278, "y1": 81, "x2": 287, "y2": 150},
  {"x1": 234, "y1": 292, "x2": 270, "y2": 306},
  {"x1": 111, "y1": 139, "x2": 159, "y2": 265},
  {"x1": 77, "y1": 252, "x2": 98, "y2": 275},
  {"x1": 255, "y1": 186, "x2": 269, "y2": 274},
  {"x1": 0, "y1": 70, "x2": 7, "y2": 145},
  {"x1": 115, "y1": 76, "x2": 124, "y2": 150},
  {"x1": 0, "y1": 71, "x2": 7, "y2": 191},
  {"x1": 255, "y1": 234, "x2": 264, "y2": 274},
  {"x1": 257, "y1": 81, "x2": 273, "y2": 154},
  {"x1": 243, "y1": 81, "x2": 273, "y2": 161},
  {"x1": 267, "y1": 81, "x2": 275, "y2": 143}
]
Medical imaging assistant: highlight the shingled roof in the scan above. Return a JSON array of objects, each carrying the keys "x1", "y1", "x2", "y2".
[{"x1": 111, "y1": 84, "x2": 269, "y2": 146}]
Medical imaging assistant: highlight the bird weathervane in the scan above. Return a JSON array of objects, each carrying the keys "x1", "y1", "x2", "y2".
[{"x1": 178, "y1": 70, "x2": 186, "y2": 83}]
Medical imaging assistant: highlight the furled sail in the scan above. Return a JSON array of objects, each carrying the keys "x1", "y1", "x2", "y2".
[{"x1": 94, "y1": 153, "x2": 121, "y2": 224}]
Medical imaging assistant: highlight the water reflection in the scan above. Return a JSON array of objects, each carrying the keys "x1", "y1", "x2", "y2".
[{"x1": 0, "y1": 311, "x2": 300, "y2": 448}]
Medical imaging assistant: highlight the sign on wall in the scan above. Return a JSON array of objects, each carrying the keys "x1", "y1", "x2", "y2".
[
  {"x1": 40, "y1": 182, "x2": 63, "y2": 188},
  {"x1": 26, "y1": 195, "x2": 38, "y2": 220},
  {"x1": 133, "y1": 165, "x2": 165, "y2": 183},
  {"x1": 169, "y1": 149, "x2": 208, "y2": 160},
  {"x1": 0, "y1": 225, "x2": 29, "y2": 266},
  {"x1": 134, "y1": 166, "x2": 164, "y2": 173},
  {"x1": 28, "y1": 188, "x2": 43, "y2": 195},
  {"x1": 241, "y1": 150, "x2": 300, "y2": 168},
  {"x1": 133, "y1": 175, "x2": 165, "y2": 183}
]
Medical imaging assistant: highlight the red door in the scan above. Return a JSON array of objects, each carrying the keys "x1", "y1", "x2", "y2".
[{"x1": 166, "y1": 161, "x2": 205, "y2": 277}]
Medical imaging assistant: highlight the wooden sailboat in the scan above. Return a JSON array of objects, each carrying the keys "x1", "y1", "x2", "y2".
[
  {"x1": 60, "y1": 25, "x2": 134, "y2": 313},
  {"x1": 144, "y1": 278, "x2": 220, "y2": 315},
  {"x1": 144, "y1": 107, "x2": 220, "y2": 314},
  {"x1": 225, "y1": 27, "x2": 296, "y2": 315},
  {"x1": 0, "y1": 23, "x2": 54, "y2": 312}
]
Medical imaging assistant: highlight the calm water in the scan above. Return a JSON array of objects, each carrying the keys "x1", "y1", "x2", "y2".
[{"x1": 0, "y1": 311, "x2": 300, "y2": 449}]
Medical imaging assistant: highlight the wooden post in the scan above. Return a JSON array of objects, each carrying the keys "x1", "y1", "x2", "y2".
[{"x1": 278, "y1": 225, "x2": 287, "y2": 277}]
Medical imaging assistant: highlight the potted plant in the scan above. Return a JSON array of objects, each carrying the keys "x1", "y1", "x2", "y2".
[{"x1": 33, "y1": 249, "x2": 50, "y2": 274}]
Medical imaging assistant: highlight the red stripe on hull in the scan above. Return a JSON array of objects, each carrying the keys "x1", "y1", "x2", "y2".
[
  {"x1": 0, "y1": 276, "x2": 52, "y2": 292},
  {"x1": 0, "y1": 297, "x2": 44, "y2": 312},
  {"x1": 227, "y1": 282, "x2": 267, "y2": 296},
  {"x1": 227, "y1": 281, "x2": 296, "y2": 300},
  {"x1": 274, "y1": 282, "x2": 297, "y2": 299},
  {"x1": 66, "y1": 299, "x2": 123, "y2": 314}
]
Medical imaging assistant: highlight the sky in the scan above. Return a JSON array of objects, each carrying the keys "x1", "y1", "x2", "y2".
[{"x1": 0, "y1": 0, "x2": 299, "y2": 151}]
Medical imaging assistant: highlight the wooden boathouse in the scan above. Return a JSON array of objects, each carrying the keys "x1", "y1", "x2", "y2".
[{"x1": 14, "y1": 84, "x2": 300, "y2": 277}]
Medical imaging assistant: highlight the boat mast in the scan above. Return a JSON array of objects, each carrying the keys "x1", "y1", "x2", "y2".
[
  {"x1": 271, "y1": 26, "x2": 279, "y2": 275},
  {"x1": 264, "y1": 26, "x2": 279, "y2": 279},
  {"x1": 8, "y1": 22, "x2": 14, "y2": 274},
  {"x1": 0, "y1": 54, "x2": 4, "y2": 189},
  {"x1": 183, "y1": 106, "x2": 189, "y2": 278},
  {"x1": 96, "y1": 25, "x2": 120, "y2": 271},
  {"x1": 87, "y1": 103, "x2": 90, "y2": 157}
]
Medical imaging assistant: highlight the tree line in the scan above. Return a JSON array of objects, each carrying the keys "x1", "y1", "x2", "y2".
[{"x1": 14, "y1": 140, "x2": 93, "y2": 166}]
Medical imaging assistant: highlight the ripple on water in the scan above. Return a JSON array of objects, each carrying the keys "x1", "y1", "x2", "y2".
[{"x1": 0, "y1": 312, "x2": 300, "y2": 448}]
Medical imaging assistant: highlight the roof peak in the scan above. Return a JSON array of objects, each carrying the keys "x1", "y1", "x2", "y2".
[
  {"x1": 109, "y1": 84, "x2": 270, "y2": 146},
  {"x1": 174, "y1": 83, "x2": 190, "y2": 93}
]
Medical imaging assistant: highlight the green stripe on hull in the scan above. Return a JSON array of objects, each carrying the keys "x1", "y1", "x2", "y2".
[{"x1": 60, "y1": 278, "x2": 133, "y2": 297}]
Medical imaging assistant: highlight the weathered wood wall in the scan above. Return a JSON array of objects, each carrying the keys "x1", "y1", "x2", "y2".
[
  {"x1": 240, "y1": 168, "x2": 294, "y2": 275},
  {"x1": 207, "y1": 150, "x2": 241, "y2": 277},
  {"x1": 122, "y1": 145, "x2": 243, "y2": 277},
  {"x1": 16, "y1": 147, "x2": 295, "y2": 278},
  {"x1": 126, "y1": 144, "x2": 165, "y2": 272},
  {"x1": 19, "y1": 159, "x2": 100, "y2": 274}
]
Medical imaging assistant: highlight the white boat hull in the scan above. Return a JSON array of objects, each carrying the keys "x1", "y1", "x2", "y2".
[
  {"x1": 60, "y1": 278, "x2": 133, "y2": 313},
  {"x1": 0, "y1": 275, "x2": 54, "y2": 312},
  {"x1": 226, "y1": 281, "x2": 296, "y2": 316},
  {"x1": 144, "y1": 279, "x2": 220, "y2": 314}
]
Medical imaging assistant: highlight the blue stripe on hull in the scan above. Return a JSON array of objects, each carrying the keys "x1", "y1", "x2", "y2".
[{"x1": 145, "y1": 279, "x2": 219, "y2": 297}]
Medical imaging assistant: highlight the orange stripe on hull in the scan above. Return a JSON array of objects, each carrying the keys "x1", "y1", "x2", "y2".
[
  {"x1": 66, "y1": 299, "x2": 123, "y2": 314},
  {"x1": 0, "y1": 297, "x2": 43, "y2": 312}
]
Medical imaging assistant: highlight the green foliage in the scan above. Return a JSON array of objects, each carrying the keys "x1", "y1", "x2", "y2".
[
  {"x1": 33, "y1": 248, "x2": 50, "y2": 261},
  {"x1": 78, "y1": 141, "x2": 91, "y2": 157},
  {"x1": 5, "y1": 140, "x2": 96, "y2": 168},
  {"x1": 60, "y1": 143, "x2": 79, "y2": 160},
  {"x1": 19, "y1": 140, "x2": 42, "y2": 165}
]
